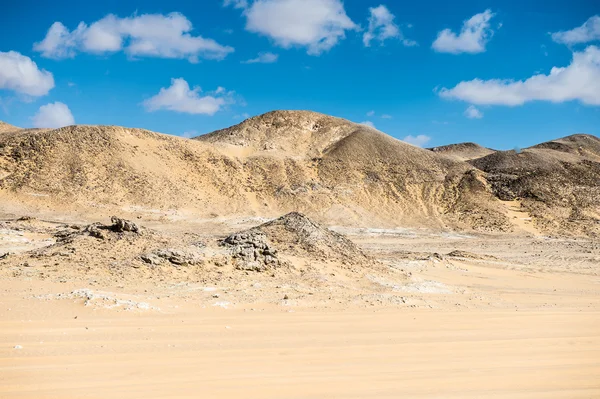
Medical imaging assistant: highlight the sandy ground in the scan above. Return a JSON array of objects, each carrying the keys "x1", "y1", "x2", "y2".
[{"x1": 1, "y1": 214, "x2": 599, "y2": 398}]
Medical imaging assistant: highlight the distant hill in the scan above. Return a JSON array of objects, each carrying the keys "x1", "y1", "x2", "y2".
[
  {"x1": 429, "y1": 142, "x2": 496, "y2": 161},
  {"x1": 470, "y1": 134, "x2": 600, "y2": 236}
]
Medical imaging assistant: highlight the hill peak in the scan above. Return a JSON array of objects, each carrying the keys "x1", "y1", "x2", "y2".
[
  {"x1": 429, "y1": 142, "x2": 495, "y2": 161},
  {"x1": 194, "y1": 109, "x2": 368, "y2": 158},
  {"x1": 0, "y1": 121, "x2": 21, "y2": 133}
]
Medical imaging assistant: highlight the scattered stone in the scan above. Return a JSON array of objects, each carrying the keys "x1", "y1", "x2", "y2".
[
  {"x1": 140, "y1": 253, "x2": 162, "y2": 265},
  {"x1": 14, "y1": 345, "x2": 22, "y2": 349},
  {"x1": 446, "y1": 250, "x2": 499, "y2": 260},
  {"x1": 85, "y1": 224, "x2": 107, "y2": 240},
  {"x1": 142, "y1": 248, "x2": 203, "y2": 266},
  {"x1": 110, "y1": 216, "x2": 139, "y2": 233}
]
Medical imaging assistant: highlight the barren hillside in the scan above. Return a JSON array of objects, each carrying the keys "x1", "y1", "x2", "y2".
[
  {"x1": 1, "y1": 111, "x2": 597, "y2": 235},
  {"x1": 0, "y1": 111, "x2": 507, "y2": 230},
  {"x1": 470, "y1": 134, "x2": 600, "y2": 236},
  {"x1": 0, "y1": 121, "x2": 21, "y2": 133}
]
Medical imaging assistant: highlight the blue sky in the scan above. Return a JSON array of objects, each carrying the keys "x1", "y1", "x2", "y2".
[{"x1": 1, "y1": 0, "x2": 599, "y2": 149}]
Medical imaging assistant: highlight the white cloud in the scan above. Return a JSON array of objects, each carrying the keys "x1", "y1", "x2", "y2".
[
  {"x1": 402, "y1": 134, "x2": 431, "y2": 147},
  {"x1": 32, "y1": 102, "x2": 75, "y2": 128},
  {"x1": 432, "y1": 9, "x2": 495, "y2": 54},
  {"x1": 223, "y1": 0, "x2": 248, "y2": 9},
  {"x1": 551, "y1": 15, "x2": 600, "y2": 45},
  {"x1": 363, "y1": 5, "x2": 416, "y2": 47},
  {"x1": 0, "y1": 51, "x2": 55, "y2": 97},
  {"x1": 143, "y1": 78, "x2": 234, "y2": 115},
  {"x1": 439, "y1": 45, "x2": 600, "y2": 106},
  {"x1": 243, "y1": 0, "x2": 358, "y2": 55},
  {"x1": 181, "y1": 130, "x2": 198, "y2": 138},
  {"x1": 381, "y1": 114, "x2": 392, "y2": 119},
  {"x1": 34, "y1": 13, "x2": 234, "y2": 62},
  {"x1": 366, "y1": 110, "x2": 375, "y2": 116},
  {"x1": 242, "y1": 52, "x2": 279, "y2": 63},
  {"x1": 360, "y1": 121, "x2": 376, "y2": 129},
  {"x1": 464, "y1": 105, "x2": 483, "y2": 119},
  {"x1": 234, "y1": 112, "x2": 251, "y2": 119}
]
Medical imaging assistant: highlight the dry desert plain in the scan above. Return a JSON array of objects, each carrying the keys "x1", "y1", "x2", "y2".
[{"x1": 0, "y1": 210, "x2": 599, "y2": 399}]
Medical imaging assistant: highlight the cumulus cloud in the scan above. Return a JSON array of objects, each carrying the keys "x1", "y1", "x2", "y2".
[
  {"x1": 432, "y1": 9, "x2": 495, "y2": 54},
  {"x1": 360, "y1": 121, "x2": 376, "y2": 129},
  {"x1": 181, "y1": 130, "x2": 198, "y2": 138},
  {"x1": 363, "y1": 5, "x2": 416, "y2": 47},
  {"x1": 234, "y1": 112, "x2": 251, "y2": 119},
  {"x1": 439, "y1": 45, "x2": 600, "y2": 106},
  {"x1": 243, "y1": 0, "x2": 358, "y2": 55},
  {"x1": 464, "y1": 105, "x2": 483, "y2": 119},
  {"x1": 34, "y1": 13, "x2": 234, "y2": 62},
  {"x1": 381, "y1": 114, "x2": 392, "y2": 119},
  {"x1": 223, "y1": 0, "x2": 248, "y2": 9},
  {"x1": 143, "y1": 78, "x2": 234, "y2": 115},
  {"x1": 0, "y1": 51, "x2": 55, "y2": 97},
  {"x1": 551, "y1": 15, "x2": 600, "y2": 45},
  {"x1": 242, "y1": 52, "x2": 279, "y2": 63},
  {"x1": 366, "y1": 110, "x2": 375, "y2": 116},
  {"x1": 402, "y1": 134, "x2": 431, "y2": 147},
  {"x1": 32, "y1": 102, "x2": 75, "y2": 128}
]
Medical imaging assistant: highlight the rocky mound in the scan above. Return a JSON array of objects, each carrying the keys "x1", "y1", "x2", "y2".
[
  {"x1": 222, "y1": 212, "x2": 371, "y2": 270},
  {"x1": 429, "y1": 142, "x2": 496, "y2": 161}
]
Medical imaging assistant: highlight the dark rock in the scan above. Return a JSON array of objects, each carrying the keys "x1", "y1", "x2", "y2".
[{"x1": 109, "y1": 216, "x2": 139, "y2": 233}]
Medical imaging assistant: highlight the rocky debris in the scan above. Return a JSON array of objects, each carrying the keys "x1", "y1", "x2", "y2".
[
  {"x1": 140, "y1": 253, "x2": 162, "y2": 265},
  {"x1": 110, "y1": 216, "x2": 139, "y2": 233},
  {"x1": 53, "y1": 217, "x2": 141, "y2": 243},
  {"x1": 141, "y1": 248, "x2": 203, "y2": 266},
  {"x1": 252, "y1": 212, "x2": 371, "y2": 265},
  {"x1": 221, "y1": 231, "x2": 280, "y2": 271},
  {"x1": 85, "y1": 223, "x2": 108, "y2": 240},
  {"x1": 85, "y1": 217, "x2": 140, "y2": 240},
  {"x1": 447, "y1": 250, "x2": 499, "y2": 260}
]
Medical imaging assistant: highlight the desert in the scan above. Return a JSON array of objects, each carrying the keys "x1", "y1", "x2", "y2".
[
  {"x1": 2, "y1": 2, "x2": 600, "y2": 397},
  {"x1": 1, "y1": 112, "x2": 599, "y2": 398}
]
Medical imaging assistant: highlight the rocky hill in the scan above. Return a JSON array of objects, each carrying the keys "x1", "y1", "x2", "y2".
[
  {"x1": 0, "y1": 111, "x2": 597, "y2": 235},
  {"x1": 470, "y1": 134, "x2": 600, "y2": 236}
]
